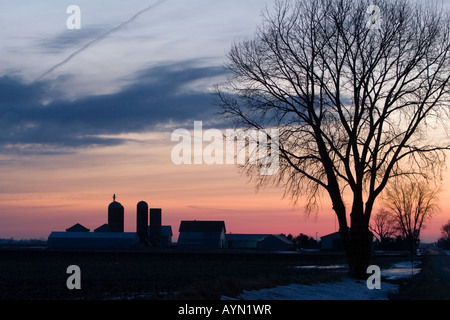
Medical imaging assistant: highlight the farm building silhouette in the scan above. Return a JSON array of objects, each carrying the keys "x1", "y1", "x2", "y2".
[
  {"x1": 48, "y1": 195, "x2": 297, "y2": 251},
  {"x1": 177, "y1": 221, "x2": 227, "y2": 249},
  {"x1": 48, "y1": 196, "x2": 172, "y2": 250}
]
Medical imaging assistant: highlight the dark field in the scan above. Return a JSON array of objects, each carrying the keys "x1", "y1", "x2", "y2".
[{"x1": 0, "y1": 249, "x2": 409, "y2": 300}]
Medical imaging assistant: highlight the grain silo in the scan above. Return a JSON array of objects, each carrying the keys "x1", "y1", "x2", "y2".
[
  {"x1": 149, "y1": 208, "x2": 162, "y2": 247},
  {"x1": 136, "y1": 201, "x2": 149, "y2": 244},
  {"x1": 108, "y1": 196, "x2": 124, "y2": 233}
]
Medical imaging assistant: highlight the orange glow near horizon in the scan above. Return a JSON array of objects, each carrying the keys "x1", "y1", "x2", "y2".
[{"x1": 0, "y1": 131, "x2": 449, "y2": 243}]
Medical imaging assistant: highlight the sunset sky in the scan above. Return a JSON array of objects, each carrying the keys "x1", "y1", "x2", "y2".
[{"x1": 1, "y1": 0, "x2": 449, "y2": 243}]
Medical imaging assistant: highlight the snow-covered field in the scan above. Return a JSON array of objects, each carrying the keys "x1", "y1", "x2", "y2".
[{"x1": 222, "y1": 261, "x2": 420, "y2": 300}]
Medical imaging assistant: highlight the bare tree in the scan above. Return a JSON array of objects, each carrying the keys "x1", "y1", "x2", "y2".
[
  {"x1": 215, "y1": 0, "x2": 450, "y2": 278},
  {"x1": 382, "y1": 179, "x2": 440, "y2": 254},
  {"x1": 442, "y1": 220, "x2": 450, "y2": 240},
  {"x1": 370, "y1": 209, "x2": 398, "y2": 249},
  {"x1": 437, "y1": 220, "x2": 450, "y2": 249}
]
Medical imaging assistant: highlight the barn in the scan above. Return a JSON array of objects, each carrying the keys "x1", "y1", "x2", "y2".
[{"x1": 177, "y1": 221, "x2": 227, "y2": 250}]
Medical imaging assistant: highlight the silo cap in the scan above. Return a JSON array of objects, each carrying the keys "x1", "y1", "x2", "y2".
[
  {"x1": 109, "y1": 201, "x2": 123, "y2": 209},
  {"x1": 137, "y1": 201, "x2": 148, "y2": 207}
]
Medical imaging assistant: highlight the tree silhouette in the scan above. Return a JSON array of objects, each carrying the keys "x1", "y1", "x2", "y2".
[
  {"x1": 438, "y1": 220, "x2": 450, "y2": 249},
  {"x1": 442, "y1": 220, "x2": 450, "y2": 240},
  {"x1": 370, "y1": 210, "x2": 398, "y2": 250},
  {"x1": 216, "y1": 0, "x2": 450, "y2": 278},
  {"x1": 382, "y1": 179, "x2": 440, "y2": 254}
]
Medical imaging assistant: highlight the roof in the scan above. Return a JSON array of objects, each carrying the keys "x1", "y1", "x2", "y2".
[
  {"x1": 226, "y1": 234, "x2": 270, "y2": 241},
  {"x1": 320, "y1": 230, "x2": 374, "y2": 241},
  {"x1": 94, "y1": 224, "x2": 111, "y2": 233},
  {"x1": 263, "y1": 234, "x2": 293, "y2": 245},
  {"x1": 179, "y1": 221, "x2": 226, "y2": 233},
  {"x1": 49, "y1": 232, "x2": 139, "y2": 240},
  {"x1": 48, "y1": 232, "x2": 140, "y2": 249},
  {"x1": 66, "y1": 223, "x2": 90, "y2": 233},
  {"x1": 321, "y1": 231, "x2": 342, "y2": 240},
  {"x1": 256, "y1": 234, "x2": 293, "y2": 251}
]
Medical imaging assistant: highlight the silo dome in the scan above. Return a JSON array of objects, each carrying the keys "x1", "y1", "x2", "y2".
[
  {"x1": 109, "y1": 201, "x2": 124, "y2": 210},
  {"x1": 137, "y1": 201, "x2": 148, "y2": 210},
  {"x1": 108, "y1": 200, "x2": 124, "y2": 233}
]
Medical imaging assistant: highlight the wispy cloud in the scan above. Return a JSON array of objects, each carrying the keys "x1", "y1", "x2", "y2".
[
  {"x1": 35, "y1": 0, "x2": 167, "y2": 82},
  {"x1": 38, "y1": 26, "x2": 108, "y2": 53}
]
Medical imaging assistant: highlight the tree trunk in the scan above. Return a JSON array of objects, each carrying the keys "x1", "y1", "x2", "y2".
[
  {"x1": 348, "y1": 226, "x2": 373, "y2": 279},
  {"x1": 334, "y1": 195, "x2": 373, "y2": 279},
  {"x1": 335, "y1": 202, "x2": 372, "y2": 279},
  {"x1": 338, "y1": 224, "x2": 372, "y2": 279}
]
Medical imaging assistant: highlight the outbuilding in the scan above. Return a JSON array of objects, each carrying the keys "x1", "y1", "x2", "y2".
[
  {"x1": 256, "y1": 234, "x2": 293, "y2": 251},
  {"x1": 160, "y1": 226, "x2": 173, "y2": 248},
  {"x1": 321, "y1": 231, "x2": 346, "y2": 251},
  {"x1": 226, "y1": 234, "x2": 270, "y2": 250}
]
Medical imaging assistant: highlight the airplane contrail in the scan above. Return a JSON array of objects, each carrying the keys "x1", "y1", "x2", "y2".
[{"x1": 35, "y1": 0, "x2": 167, "y2": 82}]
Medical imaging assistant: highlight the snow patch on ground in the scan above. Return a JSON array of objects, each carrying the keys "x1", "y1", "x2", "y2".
[
  {"x1": 293, "y1": 264, "x2": 347, "y2": 270},
  {"x1": 382, "y1": 260, "x2": 421, "y2": 280},
  {"x1": 222, "y1": 261, "x2": 420, "y2": 300},
  {"x1": 222, "y1": 278, "x2": 398, "y2": 300}
]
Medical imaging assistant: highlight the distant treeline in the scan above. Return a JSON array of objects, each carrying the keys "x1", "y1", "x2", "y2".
[
  {"x1": 0, "y1": 238, "x2": 48, "y2": 247},
  {"x1": 437, "y1": 220, "x2": 450, "y2": 250},
  {"x1": 373, "y1": 236, "x2": 414, "y2": 251},
  {"x1": 437, "y1": 238, "x2": 450, "y2": 250},
  {"x1": 286, "y1": 234, "x2": 320, "y2": 250}
]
